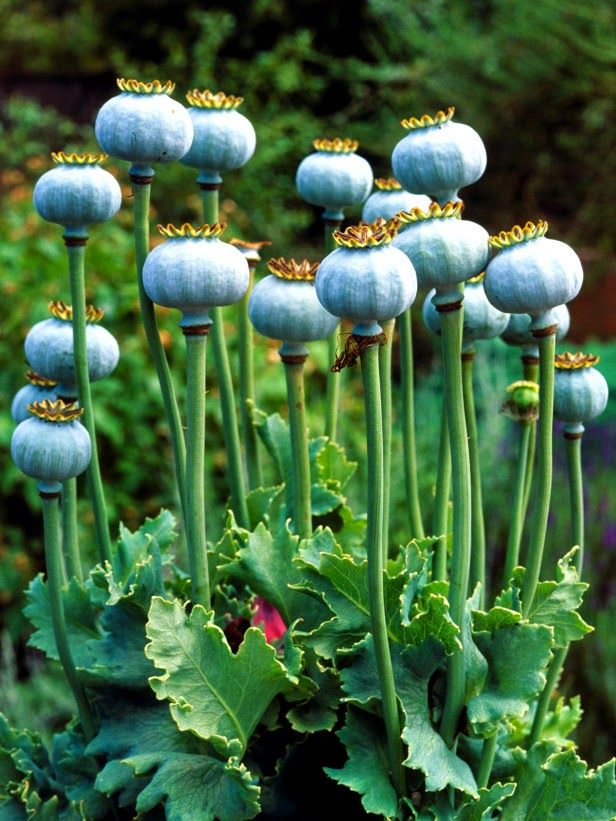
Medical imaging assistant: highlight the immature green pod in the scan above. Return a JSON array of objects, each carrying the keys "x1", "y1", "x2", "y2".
[
  {"x1": 11, "y1": 400, "x2": 91, "y2": 494},
  {"x1": 11, "y1": 372, "x2": 58, "y2": 425},
  {"x1": 361, "y1": 177, "x2": 431, "y2": 223},
  {"x1": 553, "y1": 352, "x2": 609, "y2": 433}
]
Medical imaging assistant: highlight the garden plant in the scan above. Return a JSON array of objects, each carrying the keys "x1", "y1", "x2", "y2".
[{"x1": 1, "y1": 73, "x2": 615, "y2": 821}]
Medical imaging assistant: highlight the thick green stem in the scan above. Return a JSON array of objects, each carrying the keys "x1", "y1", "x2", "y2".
[
  {"x1": 41, "y1": 492, "x2": 96, "y2": 739},
  {"x1": 521, "y1": 332, "x2": 556, "y2": 617},
  {"x1": 379, "y1": 318, "x2": 395, "y2": 561},
  {"x1": 324, "y1": 220, "x2": 342, "y2": 441},
  {"x1": 432, "y1": 400, "x2": 451, "y2": 581},
  {"x1": 184, "y1": 331, "x2": 210, "y2": 609},
  {"x1": 399, "y1": 308, "x2": 425, "y2": 539},
  {"x1": 238, "y1": 265, "x2": 262, "y2": 490},
  {"x1": 359, "y1": 341, "x2": 406, "y2": 798},
  {"x1": 521, "y1": 355, "x2": 539, "y2": 523},
  {"x1": 503, "y1": 423, "x2": 532, "y2": 585},
  {"x1": 283, "y1": 357, "x2": 312, "y2": 539},
  {"x1": 438, "y1": 303, "x2": 472, "y2": 747},
  {"x1": 201, "y1": 186, "x2": 249, "y2": 528},
  {"x1": 462, "y1": 351, "x2": 485, "y2": 605},
  {"x1": 66, "y1": 241, "x2": 112, "y2": 565},
  {"x1": 477, "y1": 731, "x2": 498, "y2": 789},
  {"x1": 62, "y1": 478, "x2": 82, "y2": 581},
  {"x1": 131, "y1": 180, "x2": 187, "y2": 517}
]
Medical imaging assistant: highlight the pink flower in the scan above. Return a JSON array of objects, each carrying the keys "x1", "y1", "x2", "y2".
[{"x1": 252, "y1": 597, "x2": 286, "y2": 643}]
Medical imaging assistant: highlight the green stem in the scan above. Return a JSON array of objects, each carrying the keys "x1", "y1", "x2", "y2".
[
  {"x1": 432, "y1": 400, "x2": 451, "y2": 582},
  {"x1": 41, "y1": 491, "x2": 96, "y2": 739},
  {"x1": 201, "y1": 187, "x2": 249, "y2": 529},
  {"x1": 131, "y1": 179, "x2": 187, "y2": 518},
  {"x1": 324, "y1": 220, "x2": 342, "y2": 441},
  {"x1": 238, "y1": 265, "x2": 262, "y2": 490},
  {"x1": 521, "y1": 332, "x2": 556, "y2": 617},
  {"x1": 283, "y1": 356, "x2": 312, "y2": 539},
  {"x1": 438, "y1": 303, "x2": 472, "y2": 747},
  {"x1": 184, "y1": 331, "x2": 210, "y2": 609},
  {"x1": 521, "y1": 355, "x2": 539, "y2": 524},
  {"x1": 359, "y1": 340, "x2": 406, "y2": 798},
  {"x1": 66, "y1": 241, "x2": 112, "y2": 565},
  {"x1": 61, "y1": 478, "x2": 82, "y2": 581},
  {"x1": 528, "y1": 644, "x2": 567, "y2": 746},
  {"x1": 379, "y1": 318, "x2": 395, "y2": 562},
  {"x1": 462, "y1": 351, "x2": 485, "y2": 605},
  {"x1": 503, "y1": 423, "x2": 532, "y2": 585},
  {"x1": 399, "y1": 308, "x2": 425, "y2": 539},
  {"x1": 477, "y1": 731, "x2": 498, "y2": 789}
]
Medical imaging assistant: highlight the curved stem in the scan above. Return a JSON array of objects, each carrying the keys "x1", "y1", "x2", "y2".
[
  {"x1": 399, "y1": 308, "x2": 425, "y2": 539},
  {"x1": 62, "y1": 478, "x2": 82, "y2": 581},
  {"x1": 324, "y1": 220, "x2": 342, "y2": 441},
  {"x1": 238, "y1": 265, "x2": 262, "y2": 490},
  {"x1": 184, "y1": 331, "x2": 210, "y2": 609},
  {"x1": 131, "y1": 180, "x2": 187, "y2": 518},
  {"x1": 503, "y1": 423, "x2": 532, "y2": 585},
  {"x1": 528, "y1": 644, "x2": 567, "y2": 746},
  {"x1": 66, "y1": 241, "x2": 112, "y2": 565},
  {"x1": 462, "y1": 352, "x2": 485, "y2": 605},
  {"x1": 379, "y1": 318, "x2": 395, "y2": 562},
  {"x1": 283, "y1": 358, "x2": 312, "y2": 539},
  {"x1": 521, "y1": 332, "x2": 556, "y2": 617},
  {"x1": 201, "y1": 187, "x2": 249, "y2": 528},
  {"x1": 521, "y1": 355, "x2": 539, "y2": 527},
  {"x1": 41, "y1": 492, "x2": 96, "y2": 739},
  {"x1": 359, "y1": 341, "x2": 405, "y2": 798},
  {"x1": 432, "y1": 400, "x2": 451, "y2": 582},
  {"x1": 477, "y1": 731, "x2": 498, "y2": 789},
  {"x1": 438, "y1": 304, "x2": 472, "y2": 747}
]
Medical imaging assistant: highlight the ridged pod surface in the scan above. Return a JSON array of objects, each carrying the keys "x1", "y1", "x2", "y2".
[
  {"x1": 315, "y1": 221, "x2": 417, "y2": 335},
  {"x1": 485, "y1": 222, "x2": 583, "y2": 329},
  {"x1": 391, "y1": 108, "x2": 486, "y2": 204},
  {"x1": 143, "y1": 224, "x2": 249, "y2": 328},
  {"x1": 296, "y1": 139, "x2": 373, "y2": 220},
  {"x1": 33, "y1": 154, "x2": 121, "y2": 235},
  {"x1": 249, "y1": 259, "x2": 339, "y2": 355},
  {"x1": 501, "y1": 303, "x2": 570, "y2": 347},
  {"x1": 95, "y1": 79, "x2": 193, "y2": 173},
  {"x1": 181, "y1": 90, "x2": 256, "y2": 183},
  {"x1": 553, "y1": 353, "x2": 608, "y2": 427},
  {"x1": 11, "y1": 374, "x2": 58, "y2": 424},
  {"x1": 422, "y1": 278, "x2": 508, "y2": 343},
  {"x1": 393, "y1": 202, "x2": 489, "y2": 301},
  {"x1": 361, "y1": 178, "x2": 431, "y2": 223}
]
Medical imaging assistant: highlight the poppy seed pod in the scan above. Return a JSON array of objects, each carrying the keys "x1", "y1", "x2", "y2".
[
  {"x1": 33, "y1": 153, "x2": 121, "y2": 237},
  {"x1": 180, "y1": 90, "x2": 256, "y2": 184},
  {"x1": 361, "y1": 178, "x2": 431, "y2": 223},
  {"x1": 296, "y1": 138, "x2": 373, "y2": 221},
  {"x1": 422, "y1": 275, "x2": 509, "y2": 347},
  {"x1": 393, "y1": 201, "x2": 489, "y2": 304},
  {"x1": 95, "y1": 78, "x2": 194, "y2": 176},
  {"x1": 249, "y1": 258, "x2": 339, "y2": 357},
  {"x1": 553, "y1": 353, "x2": 609, "y2": 433},
  {"x1": 11, "y1": 372, "x2": 58, "y2": 425},
  {"x1": 315, "y1": 221, "x2": 417, "y2": 336},
  {"x1": 484, "y1": 221, "x2": 583, "y2": 331},
  {"x1": 142, "y1": 224, "x2": 249, "y2": 328},
  {"x1": 11, "y1": 400, "x2": 91, "y2": 494},
  {"x1": 391, "y1": 107, "x2": 486, "y2": 204},
  {"x1": 501, "y1": 303, "x2": 571, "y2": 352},
  {"x1": 24, "y1": 302, "x2": 120, "y2": 398}
]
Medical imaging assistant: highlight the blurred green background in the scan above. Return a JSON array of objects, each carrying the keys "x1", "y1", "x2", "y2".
[{"x1": 0, "y1": 0, "x2": 614, "y2": 764}]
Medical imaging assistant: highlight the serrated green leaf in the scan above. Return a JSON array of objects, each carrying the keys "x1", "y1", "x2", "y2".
[
  {"x1": 404, "y1": 591, "x2": 461, "y2": 655},
  {"x1": 245, "y1": 486, "x2": 283, "y2": 530},
  {"x1": 542, "y1": 696, "x2": 583, "y2": 747},
  {"x1": 254, "y1": 412, "x2": 291, "y2": 482},
  {"x1": 501, "y1": 744, "x2": 616, "y2": 820},
  {"x1": 324, "y1": 707, "x2": 399, "y2": 818},
  {"x1": 316, "y1": 440, "x2": 357, "y2": 490},
  {"x1": 472, "y1": 607, "x2": 521, "y2": 633},
  {"x1": 457, "y1": 782, "x2": 516, "y2": 820},
  {"x1": 286, "y1": 651, "x2": 341, "y2": 733},
  {"x1": 145, "y1": 598, "x2": 293, "y2": 756},
  {"x1": 467, "y1": 621, "x2": 553, "y2": 736},
  {"x1": 50, "y1": 730, "x2": 107, "y2": 820},
  {"x1": 310, "y1": 482, "x2": 344, "y2": 516},
  {"x1": 463, "y1": 588, "x2": 488, "y2": 703}
]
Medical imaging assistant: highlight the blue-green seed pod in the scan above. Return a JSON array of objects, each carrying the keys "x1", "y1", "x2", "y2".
[
  {"x1": 393, "y1": 201, "x2": 489, "y2": 303},
  {"x1": 316, "y1": 221, "x2": 417, "y2": 336},
  {"x1": 554, "y1": 352, "x2": 609, "y2": 433},
  {"x1": 361, "y1": 177, "x2": 431, "y2": 223},
  {"x1": 33, "y1": 153, "x2": 121, "y2": 237},
  {"x1": 11, "y1": 372, "x2": 58, "y2": 424},
  {"x1": 484, "y1": 221, "x2": 583, "y2": 330},
  {"x1": 422, "y1": 275, "x2": 509, "y2": 345},
  {"x1": 11, "y1": 399, "x2": 91, "y2": 493},
  {"x1": 180, "y1": 90, "x2": 256, "y2": 185},
  {"x1": 143, "y1": 224, "x2": 249, "y2": 328},
  {"x1": 391, "y1": 108, "x2": 486, "y2": 204},
  {"x1": 24, "y1": 302, "x2": 120, "y2": 398},
  {"x1": 249, "y1": 258, "x2": 339, "y2": 357},
  {"x1": 296, "y1": 138, "x2": 373, "y2": 221},
  {"x1": 501, "y1": 303, "x2": 570, "y2": 349},
  {"x1": 95, "y1": 78, "x2": 194, "y2": 176}
]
